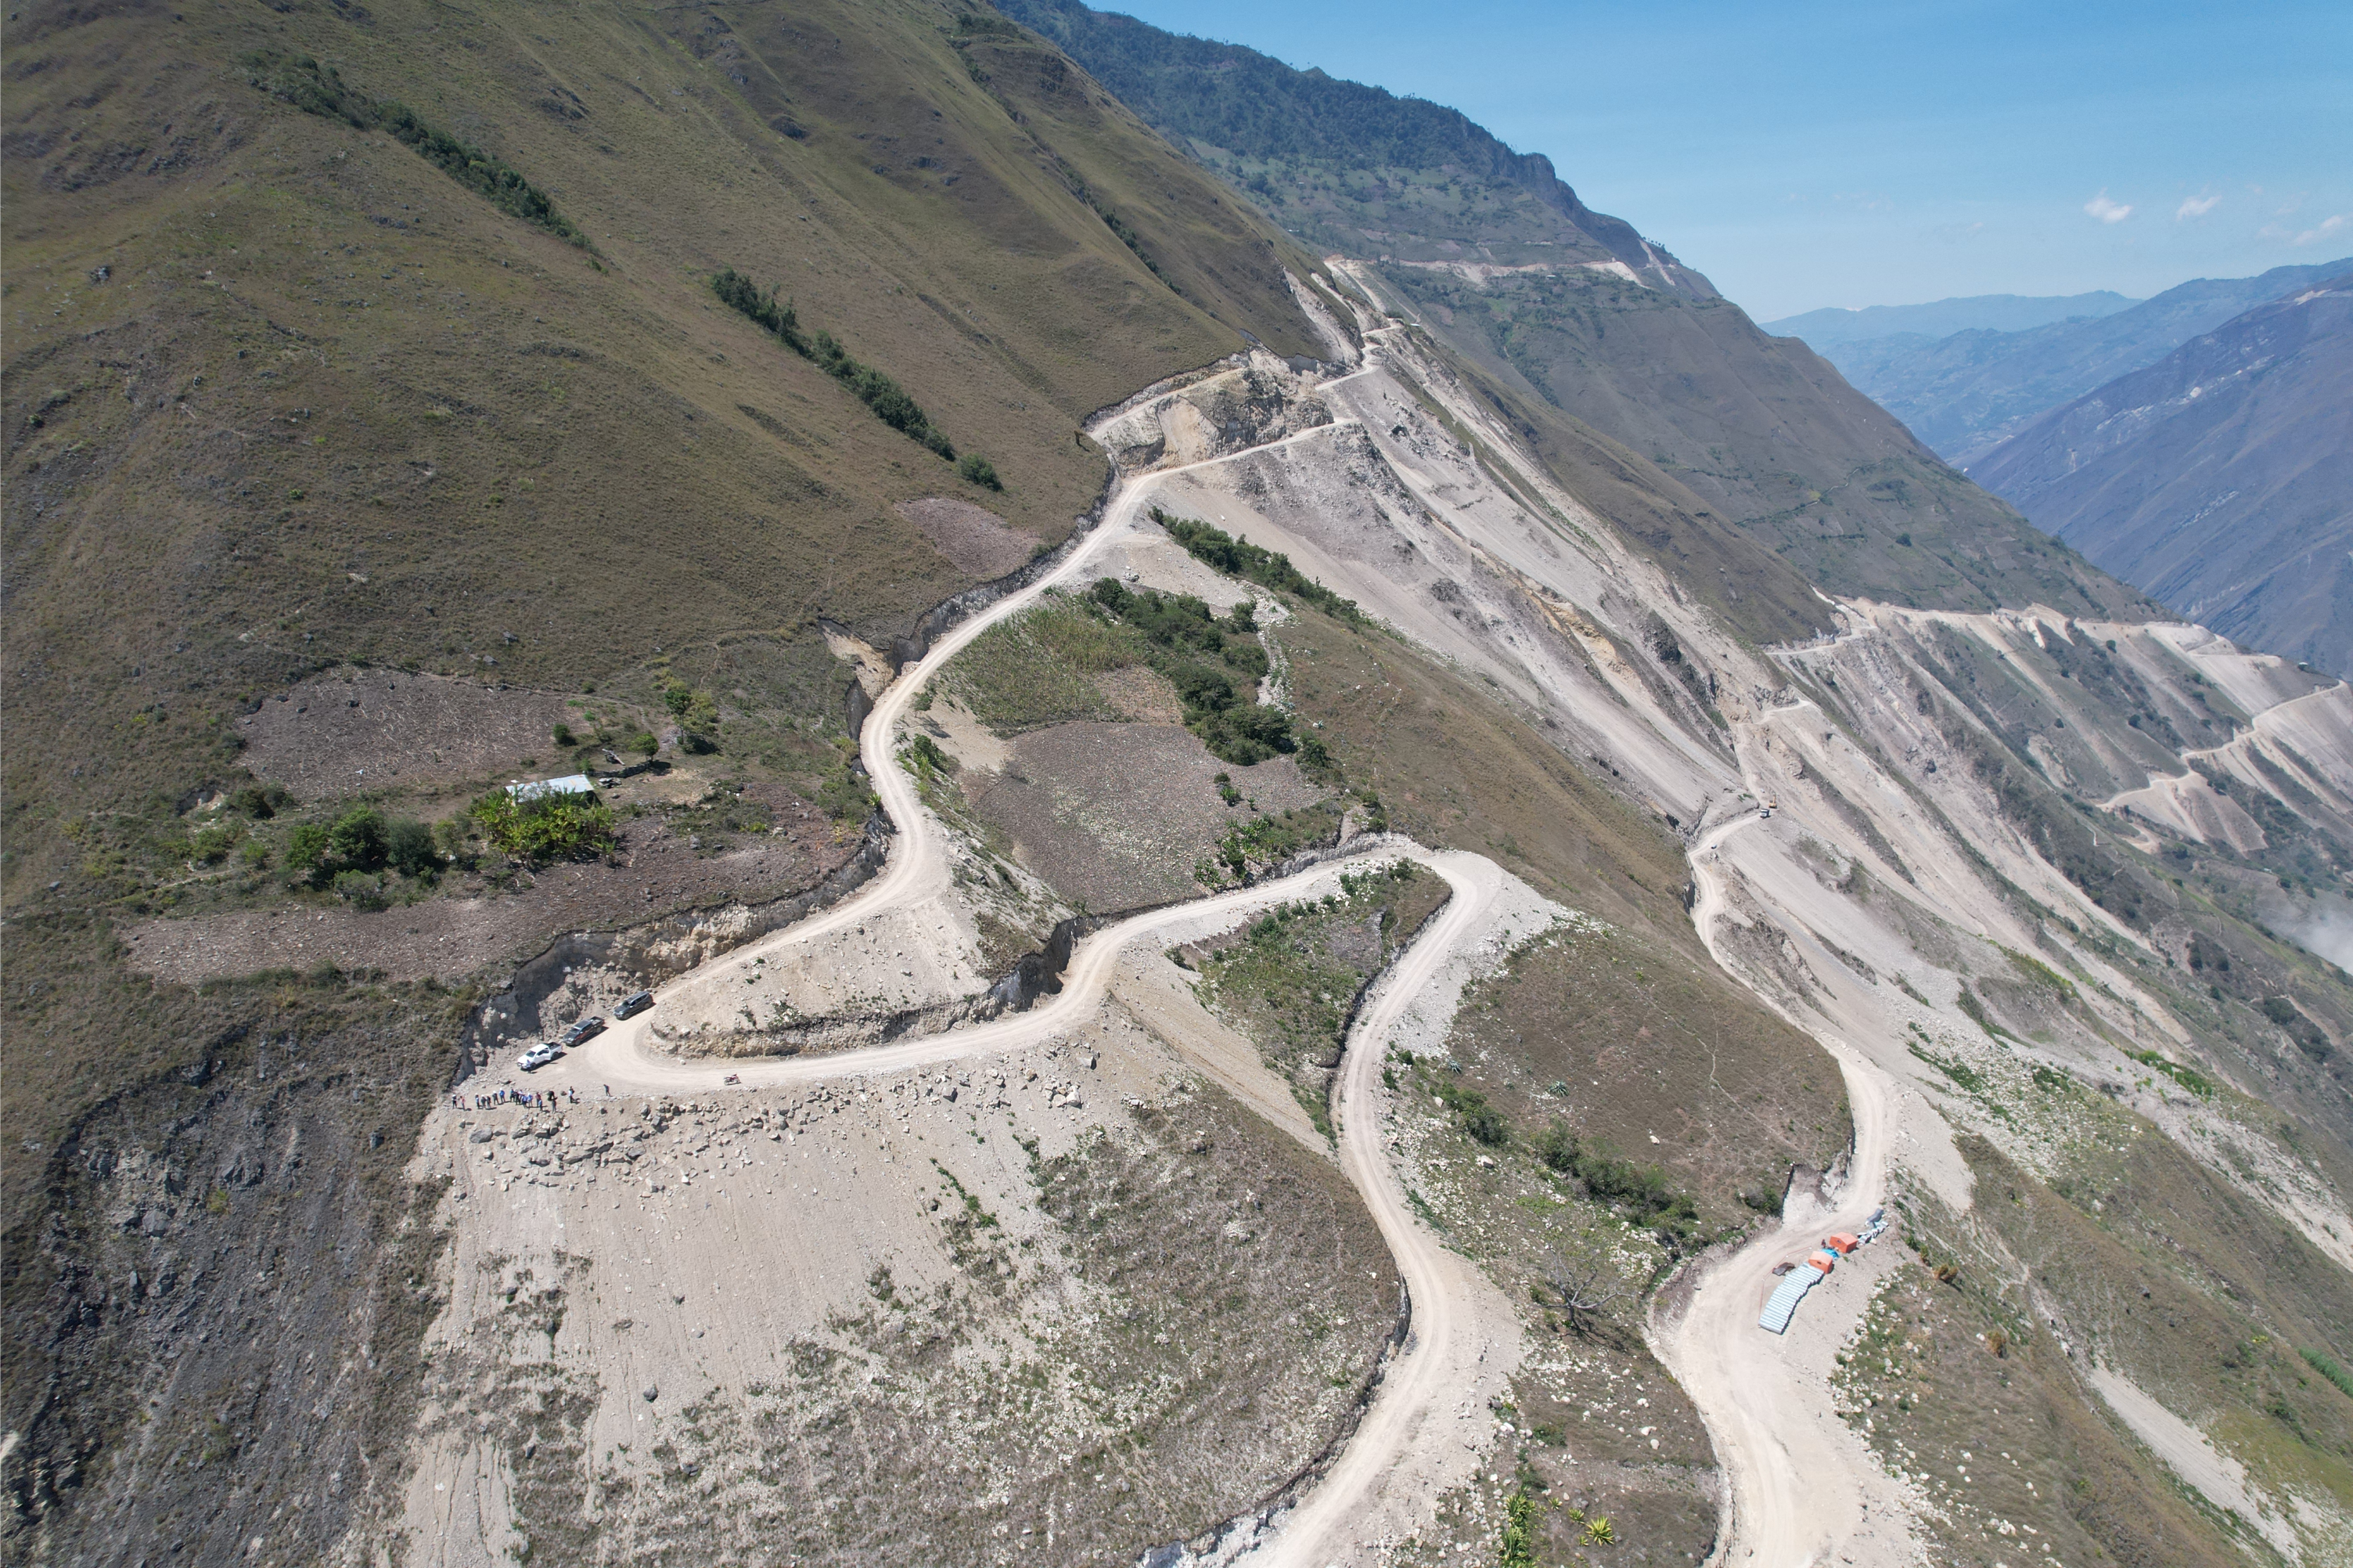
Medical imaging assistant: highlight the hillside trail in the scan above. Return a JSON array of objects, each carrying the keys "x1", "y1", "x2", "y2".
[
  {"x1": 1658, "y1": 807, "x2": 1910, "y2": 1568},
  {"x1": 1242, "y1": 853, "x2": 1522, "y2": 1568}
]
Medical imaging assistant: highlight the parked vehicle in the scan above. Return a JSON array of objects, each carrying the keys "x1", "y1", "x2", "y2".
[
  {"x1": 614, "y1": 990, "x2": 655, "y2": 1019},
  {"x1": 519, "y1": 1043, "x2": 561, "y2": 1072},
  {"x1": 561, "y1": 1016, "x2": 606, "y2": 1047}
]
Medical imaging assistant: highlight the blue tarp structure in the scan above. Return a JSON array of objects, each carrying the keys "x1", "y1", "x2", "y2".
[
  {"x1": 1759, "y1": 1267, "x2": 1821, "y2": 1334},
  {"x1": 1759, "y1": 1205, "x2": 1888, "y2": 1335}
]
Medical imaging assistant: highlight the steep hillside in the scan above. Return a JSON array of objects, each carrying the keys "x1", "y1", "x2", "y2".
[
  {"x1": 8, "y1": 5, "x2": 2352, "y2": 1567},
  {"x1": 995, "y1": 0, "x2": 2162, "y2": 623},
  {"x1": 1972, "y1": 275, "x2": 2353, "y2": 676},
  {"x1": 995, "y1": 0, "x2": 1709, "y2": 287},
  {"x1": 1765, "y1": 289, "x2": 2138, "y2": 350},
  {"x1": 1789, "y1": 259, "x2": 2353, "y2": 464},
  {"x1": 4, "y1": 0, "x2": 1330, "y2": 1556}
]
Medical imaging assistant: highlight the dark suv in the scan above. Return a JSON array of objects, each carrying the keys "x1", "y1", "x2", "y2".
[
  {"x1": 561, "y1": 1016, "x2": 606, "y2": 1047},
  {"x1": 614, "y1": 990, "x2": 655, "y2": 1019}
]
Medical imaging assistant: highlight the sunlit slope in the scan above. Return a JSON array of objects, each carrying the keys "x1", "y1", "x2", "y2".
[{"x1": 2, "y1": 0, "x2": 1321, "y2": 881}]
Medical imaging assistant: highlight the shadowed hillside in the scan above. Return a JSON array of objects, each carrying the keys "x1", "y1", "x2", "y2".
[{"x1": 1973, "y1": 274, "x2": 2353, "y2": 676}]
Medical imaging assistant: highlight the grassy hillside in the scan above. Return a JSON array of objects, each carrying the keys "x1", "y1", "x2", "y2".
[{"x1": 2, "y1": 0, "x2": 1326, "y2": 1555}]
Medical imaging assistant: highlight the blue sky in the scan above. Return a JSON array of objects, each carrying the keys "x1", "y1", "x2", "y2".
[{"x1": 1104, "y1": 0, "x2": 2353, "y2": 320}]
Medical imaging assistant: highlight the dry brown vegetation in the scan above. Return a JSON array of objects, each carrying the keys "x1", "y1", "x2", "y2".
[{"x1": 1443, "y1": 924, "x2": 1853, "y2": 1226}]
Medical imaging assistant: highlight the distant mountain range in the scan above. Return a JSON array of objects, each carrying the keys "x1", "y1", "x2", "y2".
[
  {"x1": 1764, "y1": 291, "x2": 2138, "y2": 351},
  {"x1": 1771, "y1": 261, "x2": 2352, "y2": 464},
  {"x1": 1971, "y1": 273, "x2": 2352, "y2": 676}
]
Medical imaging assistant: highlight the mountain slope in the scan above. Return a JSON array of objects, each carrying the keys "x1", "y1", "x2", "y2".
[
  {"x1": 995, "y1": 0, "x2": 1712, "y2": 290},
  {"x1": 997, "y1": 0, "x2": 2160, "y2": 622},
  {"x1": 1786, "y1": 260, "x2": 2353, "y2": 464},
  {"x1": 1764, "y1": 289, "x2": 2138, "y2": 351},
  {"x1": 4, "y1": 0, "x2": 1333, "y2": 1556},
  {"x1": 1972, "y1": 274, "x2": 2353, "y2": 676}
]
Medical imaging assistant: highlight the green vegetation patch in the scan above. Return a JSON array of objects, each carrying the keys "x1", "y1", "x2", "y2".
[
  {"x1": 2125, "y1": 1048, "x2": 2216, "y2": 1099},
  {"x1": 1192, "y1": 862, "x2": 1447, "y2": 1132},
  {"x1": 1156, "y1": 510, "x2": 1366, "y2": 624},
  {"x1": 712, "y1": 268, "x2": 955, "y2": 459},
  {"x1": 244, "y1": 52, "x2": 589, "y2": 248},
  {"x1": 944, "y1": 584, "x2": 1298, "y2": 766},
  {"x1": 468, "y1": 791, "x2": 617, "y2": 867}
]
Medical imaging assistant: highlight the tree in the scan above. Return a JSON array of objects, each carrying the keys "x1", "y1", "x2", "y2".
[
  {"x1": 1544, "y1": 1254, "x2": 1629, "y2": 1336},
  {"x1": 958, "y1": 453, "x2": 1002, "y2": 491}
]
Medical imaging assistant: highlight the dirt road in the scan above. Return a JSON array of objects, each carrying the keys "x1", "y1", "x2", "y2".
[
  {"x1": 1658, "y1": 810, "x2": 1911, "y2": 1568},
  {"x1": 1247, "y1": 852, "x2": 1519, "y2": 1567},
  {"x1": 516, "y1": 382, "x2": 1535, "y2": 1562}
]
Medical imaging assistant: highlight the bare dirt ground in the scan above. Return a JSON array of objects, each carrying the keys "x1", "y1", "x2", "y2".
[
  {"x1": 961, "y1": 722, "x2": 1326, "y2": 910},
  {"x1": 123, "y1": 791, "x2": 859, "y2": 984},
  {"x1": 895, "y1": 496, "x2": 1041, "y2": 580},
  {"x1": 402, "y1": 951, "x2": 1401, "y2": 1566},
  {"x1": 238, "y1": 668, "x2": 578, "y2": 801}
]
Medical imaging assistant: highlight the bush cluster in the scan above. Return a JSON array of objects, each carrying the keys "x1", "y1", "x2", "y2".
[
  {"x1": 1085, "y1": 577, "x2": 1293, "y2": 764},
  {"x1": 468, "y1": 791, "x2": 617, "y2": 865},
  {"x1": 244, "y1": 52, "x2": 589, "y2": 247},
  {"x1": 1532, "y1": 1122, "x2": 1702, "y2": 1244},
  {"x1": 286, "y1": 803, "x2": 443, "y2": 903},
  {"x1": 711, "y1": 267, "x2": 958, "y2": 460},
  {"x1": 1154, "y1": 509, "x2": 1366, "y2": 624}
]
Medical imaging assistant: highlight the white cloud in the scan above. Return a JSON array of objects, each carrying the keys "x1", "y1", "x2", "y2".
[
  {"x1": 2175, "y1": 193, "x2": 2221, "y2": 220},
  {"x1": 2292, "y1": 213, "x2": 2348, "y2": 246},
  {"x1": 2084, "y1": 190, "x2": 2133, "y2": 224}
]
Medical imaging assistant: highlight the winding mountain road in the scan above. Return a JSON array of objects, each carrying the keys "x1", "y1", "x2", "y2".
[
  {"x1": 529, "y1": 384, "x2": 1519, "y2": 1561},
  {"x1": 531, "y1": 362, "x2": 1889, "y2": 1566},
  {"x1": 1659, "y1": 806, "x2": 1903, "y2": 1568}
]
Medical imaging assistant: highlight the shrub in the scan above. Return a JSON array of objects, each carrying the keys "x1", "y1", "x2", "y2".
[
  {"x1": 188, "y1": 822, "x2": 242, "y2": 865},
  {"x1": 813, "y1": 330, "x2": 954, "y2": 457},
  {"x1": 386, "y1": 817, "x2": 438, "y2": 878},
  {"x1": 814, "y1": 749, "x2": 877, "y2": 821},
  {"x1": 286, "y1": 821, "x2": 333, "y2": 878},
  {"x1": 327, "y1": 806, "x2": 389, "y2": 869},
  {"x1": 629, "y1": 730, "x2": 660, "y2": 757},
  {"x1": 244, "y1": 52, "x2": 588, "y2": 246},
  {"x1": 1431, "y1": 1080, "x2": 1509, "y2": 1145},
  {"x1": 958, "y1": 453, "x2": 1002, "y2": 490},
  {"x1": 469, "y1": 791, "x2": 618, "y2": 865},
  {"x1": 551, "y1": 721, "x2": 576, "y2": 748},
  {"x1": 1155, "y1": 510, "x2": 1367, "y2": 623},
  {"x1": 227, "y1": 783, "x2": 289, "y2": 819},
  {"x1": 1535, "y1": 1122, "x2": 1700, "y2": 1241},
  {"x1": 332, "y1": 868, "x2": 389, "y2": 910},
  {"x1": 711, "y1": 267, "x2": 804, "y2": 350},
  {"x1": 1194, "y1": 703, "x2": 1295, "y2": 766}
]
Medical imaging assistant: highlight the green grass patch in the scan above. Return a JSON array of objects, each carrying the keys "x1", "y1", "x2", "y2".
[
  {"x1": 2302, "y1": 1348, "x2": 2353, "y2": 1400},
  {"x1": 1908, "y1": 1041, "x2": 1987, "y2": 1094},
  {"x1": 2126, "y1": 1049, "x2": 2216, "y2": 1099}
]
